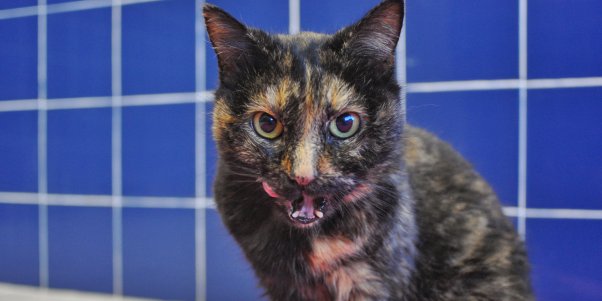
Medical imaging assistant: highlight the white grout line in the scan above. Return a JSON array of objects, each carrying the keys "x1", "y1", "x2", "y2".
[
  {"x1": 289, "y1": 0, "x2": 300, "y2": 34},
  {"x1": 517, "y1": 0, "x2": 528, "y2": 240},
  {"x1": 111, "y1": 0, "x2": 123, "y2": 296},
  {"x1": 195, "y1": 1, "x2": 207, "y2": 300},
  {"x1": 0, "y1": 99, "x2": 38, "y2": 112},
  {"x1": 0, "y1": 92, "x2": 214, "y2": 112},
  {"x1": 504, "y1": 207, "x2": 602, "y2": 220},
  {"x1": 47, "y1": 96, "x2": 113, "y2": 110},
  {"x1": 527, "y1": 77, "x2": 602, "y2": 89},
  {"x1": 6, "y1": 192, "x2": 602, "y2": 220},
  {"x1": 2, "y1": 75, "x2": 602, "y2": 113},
  {"x1": 0, "y1": 192, "x2": 213, "y2": 209},
  {"x1": 37, "y1": 0, "x2": 49, "y2": 289},
  {"x1": 120, "y1": 92, "x2": 210, "y2": 107},
  {"x1": 396, "y1": 4, "x2": 406, "y2": 86},
  {"x1": 397, "y1": 6, "x2": 407, "y2": 120},
  {"x1": 0, "y1": 0, "x2": 162, "y2": 20},
  {"x1": 407, "y1": 79, "x2": 521, "y2": 93},
  {"x1": 406, "y1": 77, "x2": 602, "y2": 93}
]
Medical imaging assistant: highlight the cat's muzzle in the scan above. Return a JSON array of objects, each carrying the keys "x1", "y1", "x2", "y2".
[{"x1": 262, "y1": 181, "x2": 328, "y2": 227}]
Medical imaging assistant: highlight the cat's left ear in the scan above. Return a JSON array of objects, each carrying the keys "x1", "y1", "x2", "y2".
[
  {"x1": 330, "y1": 0, "x2": 404, "y2": 74},
  {"x1": 204, "y1": 4, "x2": 263, "y2": 88}
]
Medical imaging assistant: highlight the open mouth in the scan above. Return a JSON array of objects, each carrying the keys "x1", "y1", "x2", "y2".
[
  {"x1": 262, "y1": 181, "x2": 328, "y2": 227},
  {"x1": 289, "y1": 194, "x2": 327, "y2": 225}
]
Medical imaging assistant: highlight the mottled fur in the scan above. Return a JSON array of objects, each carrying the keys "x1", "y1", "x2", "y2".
[{"x1": 204, "y1": 1, "x2": 533, "y2": 300}]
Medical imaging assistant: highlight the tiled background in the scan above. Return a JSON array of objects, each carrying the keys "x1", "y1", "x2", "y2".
[{"x1": 0, "y1": 0, "x2": 601, "y2": 300}]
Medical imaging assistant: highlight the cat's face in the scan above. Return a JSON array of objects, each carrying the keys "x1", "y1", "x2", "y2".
[{"x1": 205, "y1": 0, "x2": 405, "y2": 228}]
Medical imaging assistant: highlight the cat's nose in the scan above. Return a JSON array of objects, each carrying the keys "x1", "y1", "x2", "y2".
[{"x1": 295, "y1": 175, "x2": 314, "y2": 186}]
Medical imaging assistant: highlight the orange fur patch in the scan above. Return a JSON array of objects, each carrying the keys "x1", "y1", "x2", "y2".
[
  {"x1": 307, "y1": 236, "x2": 359, "y2": 274},
  {"x1": 317, "y1": 156, "x2": 336, "y2": 175},
  {"x1": 281, "y1": 154, "x2": 293, "y2": 175}
]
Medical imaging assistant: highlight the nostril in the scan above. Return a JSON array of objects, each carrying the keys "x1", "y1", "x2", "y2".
[{"x1": 295, "y1": 176, "x2": 313, "y2": 186}]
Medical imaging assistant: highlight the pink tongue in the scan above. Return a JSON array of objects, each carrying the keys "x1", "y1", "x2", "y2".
[
  {"x1": 262, "y1": 182, "x2": 280, "y2": 198},
  {"x1": 297, "y1": 193, "x2": 315, "y2": 219}
]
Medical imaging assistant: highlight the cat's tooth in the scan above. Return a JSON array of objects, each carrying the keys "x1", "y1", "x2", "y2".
[
  {"x1": 315, "y1": 210, "x2": 324, "y2": 218},
  {"x1": 292, "y1": 211, "x2": 300, "y2": 218}
]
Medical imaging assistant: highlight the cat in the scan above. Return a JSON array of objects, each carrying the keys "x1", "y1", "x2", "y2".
[{"x1": 204, "y1": 1, "x2": 533, "y2": 300}]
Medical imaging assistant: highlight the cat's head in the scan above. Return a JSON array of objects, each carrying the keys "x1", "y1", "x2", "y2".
[{"x1": 205, "y1": 0, "x2": 405, "y2": 229}]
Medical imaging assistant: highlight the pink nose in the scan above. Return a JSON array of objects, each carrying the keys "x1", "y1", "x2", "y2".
[{"x1": 295, "y1": 176, "x2": 313, "y2": 186}]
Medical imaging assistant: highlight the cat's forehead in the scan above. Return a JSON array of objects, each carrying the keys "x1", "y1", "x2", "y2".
[
  {"x1": 246, "y1": 68, "x2": 361, "y2": 116},
  {"x1": 244, "y1": 32, "x2": 363, "y2": 115},
  {"x1": 274, "y1": 32, "x2": 330, "y2": 56}
]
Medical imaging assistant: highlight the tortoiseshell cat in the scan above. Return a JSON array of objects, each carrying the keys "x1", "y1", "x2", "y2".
[{"x1": 204, "y1": 1, "x2": 533, "y2": 300}]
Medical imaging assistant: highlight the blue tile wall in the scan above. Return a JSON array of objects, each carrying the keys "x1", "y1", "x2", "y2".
[
  {"x1": 407, "y1": 90, "x2": 519, "y2": 206},
  {"x1": 206, "y1": 0, "x2": 288, "y2": 90},
  {"x1": 122, "y1": 0, "x2": 195, "y2": 95},
  {"x1": 0, "y1": 111, "x2": 38, "y2": 192},
  {"x1": 0, "y1": 0, "x2": 36, "y2": 9},
  {"x1": 122, "y1": 104, "x2": 195, "y2": 197},
  {"x1": 206, "y1": 210, "x2": 264, "y2": 301},
  {"x1": 47, "y1": 8, "x2": 111, "y2": 98},
  {"x1": 300, "y1": 0, "x2": 378, "y2": 33},
  {"x1": 528, "y1": 88, "x2": 602, "y2": 209},
  {"x1": 406, "y1": 0, "x2": 518, "y2": 82},
  {"x1": 47, "y1": 0, "x2": 84, "y2": 4},
  {"x1": 47, "y1": 108, "x2": 112, "y2": 195},
  {"x1": 528, "y1": 0, "x2": 602, "y2": 79},
  {"x1": 0, "y1": 1, "x2": 601, "y2": 300},
  {"x1": 528, "y1": 219, "x2": 602, "y2": 301},
  {"x1": 122, "y1": 208, "x2": 196, "y2": 301},
  {"x1": 0, "y1": 16, "x2": 37, "y2": 101},
  {"x1": 48, "y1": 206, "x2": 113, "y2": 293},
  {"x1": 0, "y1": 204, "x2": 39, "y2": 286}
]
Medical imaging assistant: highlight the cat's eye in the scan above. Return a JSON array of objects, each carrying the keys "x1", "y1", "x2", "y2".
[
  {"x1": 252, "y1": 112, "x2": 283, "y2": 139},
  {"x1": 329, "y1": 112, "x2": 360, "y2": 139}
]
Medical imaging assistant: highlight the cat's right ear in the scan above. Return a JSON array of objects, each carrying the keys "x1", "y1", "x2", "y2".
[{"x1": 203, "y1": 4, "x2": 257, "y2": 86}]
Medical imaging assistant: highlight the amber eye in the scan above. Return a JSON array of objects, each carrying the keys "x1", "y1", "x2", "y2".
[
  {"x1": 329, "y1": 112, "x2": 360, "y2": 139},
  {"x1": 252, "y1": 112, "x2": 283, "y2": 139}
]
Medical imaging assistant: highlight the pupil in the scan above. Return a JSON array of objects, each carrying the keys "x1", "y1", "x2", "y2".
[
  {"x1": 259, "y1": 114, "x2": 276, "y2": 133},
  {"x1": 336, "y1": 113, "x2": 354, "y2": 133}
]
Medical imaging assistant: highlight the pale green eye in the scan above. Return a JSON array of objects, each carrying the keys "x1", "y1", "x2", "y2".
[
  {"x1": 329, "y1": 112, "x2": 360, "y2": 139},
  {"x1": 253, "y1": 112, "x2": 283, "y2": 139}
]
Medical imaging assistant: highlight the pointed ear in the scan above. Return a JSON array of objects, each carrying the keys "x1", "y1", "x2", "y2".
[
  {"x1": 203, "y1": 4, "x2": 258, "y2": 84},
  {"x1": 332, "y1": 0, "x2": 404, "y2": 72}
]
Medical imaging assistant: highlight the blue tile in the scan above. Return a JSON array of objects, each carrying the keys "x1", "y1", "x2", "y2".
[
  {"x1": 300, "y1": 0, "x2": 379, "y2": 33},
  {"x1": 122, "y1": 104, "x2": 195, "y2": 197},
  {"x1": 205, "y1": 102, "x2": 217, "y2": 197},
  {"x1": 527, "y1": 88, "x2": 602, "y2": 209},
  {"x1": 0, "y1": 0, "x2": 36, "y2": 9},
  {"x1": 47, "y1": 8, "x2": 111, "y2": 98},
  {"x1": 529, "y1": 0, "x2": 602, "y2": 78},
  {"x1": 0, "y1": 111, "x2": 38, "y2": 192},
  {"x1": 48, "y1": 206, "x2": 113, "y2": 293},
  {"x1": 122, "y1": 0, "x2": 195, "y2": 95},
  {"x1": 0, "y1": 204, "x2": 39, "y2": 286},
  {"x1": 206, "y1": 0, "x2": 288, "y2": 89},
  {"x1": 47, "y1": 0, "x2": 85, "y2": 4},
  {"x1": 528, "y1": 219, "x2": 602, "y2": 301},
  {"x1": 407, "y1": 90, "x2": 519, "y2": 206},
  {"x1": 206, "y1": 209, "x2": 264, "y2": 301},
  {"x1": 47, "y1": 108, "x2": 112, "y2": 195},
  {"x1": 406, "y1": 0, "x2": 518, "y2": 82},
  {"x1": 123, "y1": 208, "x2": 195, "y2": 301},
  {"x1": 0, "y1": 16, "x2": 37, "y2": 101}
]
